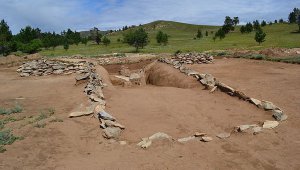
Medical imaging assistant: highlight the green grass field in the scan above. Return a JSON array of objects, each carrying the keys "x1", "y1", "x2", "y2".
[{"x1": 40, "y1": 20, "x2": 300, "y2": 57}]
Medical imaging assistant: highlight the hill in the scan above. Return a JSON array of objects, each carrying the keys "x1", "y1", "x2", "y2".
[{"x1": 40, "y1": 20, "x2": 300, "y2": 56}]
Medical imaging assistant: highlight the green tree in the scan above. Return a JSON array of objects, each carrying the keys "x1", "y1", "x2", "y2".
[
  {"x1": 279, "y1": 19, "x2": 284, "y2": 23},
  {"x1": 223, "y1": 16, "x2": 234, "y2": 33},
  {"x1": 81, "y1": 38, "x2": 88, "y2": 46},
  {"x1": 205, "y1": 31, "x2": 208, "y2": 36},
  {"x1": 196, "y1": 29, "x2": 203, "y2": 39},
  {"x1": 233, "y1": 17, "x2": 239, "y2": 26},
  {"x1": 297, "y1": 14, "x2": 300, "y2": 31},
  {"x1": 123, "y1": 28, "x2": 149, "y2": 52},
  {"x1": 73, "y1": 31, "x2": 81, "y2": 45},
  {"x1": 18, "y1": 39, "x2": 43, "y2": 54},
  {"x1": 245, "y1": 22, "x2": 253, "y2": 33},
  {"x1": 95, "y1": 32, "x2": 102, "y2": 45},
  {"x1": 102, "y1": 36, "x2": 111, "y2": 46},
  {"x1": 255, "y1": 28, "x2": 266, "y2": 45},
  {"x1": 253, "y1": 20, "x2": 260, "y2": 30},
  {"x1": 288, "y1": 8, "x2": 299, "y2": 23},
  {"x1": 0, "y1": 19, "x2": 13, "y2": 55},
  {"x1": 156, "y1": 31, "x2": 168, "y2": 45},
  {"x1": 15, "y1": 26, "x2": 41, "y2": 44},
  {"x1": 240, "y1": 26, "x2": 246, "y2": 33},
  {"x1": 63, "y1": 41, "x2": 69, "y2": 51},
  {"x1": 274, "y1": 20, "x2": 278, "y2": 24},
  {"x1": 215, "y1": 28, "x2": 225, "y2": 40},
  {"x1": 261, "y1": 20, "x2": 267, "y2": 27}
]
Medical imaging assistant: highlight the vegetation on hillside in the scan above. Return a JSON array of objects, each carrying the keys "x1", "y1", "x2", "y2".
[{"x1": 0, "y1": 8, "x2": 299, "y2": 57}]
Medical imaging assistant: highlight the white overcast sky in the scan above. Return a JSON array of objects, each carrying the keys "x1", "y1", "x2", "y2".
[{"x1": 0, "y1": 0, "x2": 299, "y2": 34}]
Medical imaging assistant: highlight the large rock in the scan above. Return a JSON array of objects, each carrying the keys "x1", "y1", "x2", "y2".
[
  {"x1": 104, "y1": 120, "x2": 125, "y2": 129},
  {"x1": 216, "y1": 132, "x2": 231, "y2": 139},
  {"x1": 137, "y1": 132, "x2": 172, "y2": 149},
  {"x1": 261, "y1": 101, "x2": 278, "y2": 110},
  {"x1": 249, "y1": 98, "x2": 262, "y2": 106},
  {"x1": 103, "y1": 127, "x2": 122, "y2": 139},
  {"x1": 98, "y1": 111, "x2": 116, "y2": 121},
  {"x1": 216, "y1": 81, "x2": 235, "y2": 94},
  {"x1": 199, "y1": 74, "x2": 216, "y2": 88},
  {"x1": 272, "y1": 109, "x2": 288, "y2": 121},
  {"x1": 263, "y1": 120, "x2": 279, "y2": 129},
  {"x1": 201, "y1": 136, "x2": 213, "y2": 142}
]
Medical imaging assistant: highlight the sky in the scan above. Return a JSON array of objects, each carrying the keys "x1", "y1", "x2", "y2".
[{"x1": 0, "y1": 0, "x2": 299, "y2": 34}]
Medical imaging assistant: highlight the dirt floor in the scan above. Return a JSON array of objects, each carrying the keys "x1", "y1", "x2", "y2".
[{"x1": 0, "y1": 58, "x2": 299, "y2": 169}]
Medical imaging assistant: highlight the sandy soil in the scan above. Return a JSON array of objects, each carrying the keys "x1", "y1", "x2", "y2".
[{"x1": 0, "y1": 58, "x2": 299, "y2": 170}]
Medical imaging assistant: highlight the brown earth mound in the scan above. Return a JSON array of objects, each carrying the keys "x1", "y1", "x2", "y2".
[{"x1": 146, "y1": 62, "x2": 202, "y2": 88}]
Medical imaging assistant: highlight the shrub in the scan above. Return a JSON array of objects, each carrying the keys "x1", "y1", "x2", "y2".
[
  {"x1": 156, "y1": 31, "x2": 168, "y2": 45},
  {"x1": 0, "y1": 103, "x2": 23, "y2": 115},
  {"x1": 0, "y1": 130, "x2": 19, "y2": 145},
  {"x1": 18, "y1": 39, "x2": 43, "y2": 54},
  {"x1": 102, "y1": 36, "x2": 111, "y2": 46}
]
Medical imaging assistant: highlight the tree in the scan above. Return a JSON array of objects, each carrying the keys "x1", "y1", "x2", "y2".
[
  {"x1": 288, "y1": 8, "x2": 300, "y2": 23},
  {"x1": 196, "y1": 29, "x2": 203, "y2": 39},
  {"x1": 240, "y1": 26, "x2": 246, "y2": 34},
  {"x1": 215, "y1": 28, "x2": 225, "y2": 40},
  {"x1": 18, "y1": 39, "x2": 43, "y2": 54},
  {"x1": 0, "y1": 19, "x2": 13, "y2": 55},
  {"x1": 223, "y1": 16, "x2": 234, "y2": 33},
  {"x1": 73, "y1": 31, "x2": 81, "y2": 45},
  {"x1": 245, "y1": 22, "x2": 253, "y2": 33},
  {"x1": 233, "y1": 17, "x2": 239, "y2": 26},
  {"x1": 279, "y1": 19, "x2": 284, "y2": 23},
  {"x1": 261, "y1": 20, "x2": 267, "y2": 27},
  {"x1": 15, "y1": 26, "x2": 41, "y2": 44},
  {"x1": 81, "y1": 38, "x2": 88, "y2": 46},
  {"x1": 274, "y1": 20, "x2": 278, "y2": 24},
  {"x1": 253, "y1": 20, "x2": 260, "y2": 30},
  {"x1": 298, "y1": 14, "x2": 300, "y2": 31},
  {"x1": 102, "y1": 36, "x2": 111, "y2": 46},
  {"x1": 63, "y1": 41, "x2": 69, "y2": 51},
  {"x1": 156, "y1": 31, "x2": 168, "y2": 45},
  {"x1": 95, "y1": 32, "x2": 102, "y2": 45},
  {"x1": 123, "y1": 28, "x2": 149, "y2": 52},
  {"x1": 205, "y1": 31, "x2": 208, "y2": 36},
  {"x1": 255, "y1": 28, "x2": 266, "y2": 45}
]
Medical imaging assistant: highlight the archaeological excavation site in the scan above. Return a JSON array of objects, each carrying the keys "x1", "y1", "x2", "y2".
[{"x1": 0, "y1": 52, "x2": 299, "y2": 169}]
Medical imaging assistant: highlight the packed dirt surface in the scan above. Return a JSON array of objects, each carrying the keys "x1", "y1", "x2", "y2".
[{"x1": 0, "y1": 58, "x2": 300, "y2": 169}]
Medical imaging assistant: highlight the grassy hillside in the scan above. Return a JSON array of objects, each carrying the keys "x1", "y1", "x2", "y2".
[{"x1": 40, "y1": 20, "x2": 300, "y2": 56}]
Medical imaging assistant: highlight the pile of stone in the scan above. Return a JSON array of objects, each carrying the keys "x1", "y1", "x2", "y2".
[
  {"x1": 159, "y1": 57, "x2": 288, "y2": 132},
  {"x1": 172, "y1": 52, "x2": 214, "y2": 64},
  {"x1": 73, "y1": 63, "x2": 125, "y2": 140},
  {"x1": 17, "y1": 59, "x2": 90, "y2": 77}
]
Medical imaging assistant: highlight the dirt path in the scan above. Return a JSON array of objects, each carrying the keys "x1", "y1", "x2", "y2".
[{"x1": 0, "y1": 58, "x2": 299, "y2": 169}]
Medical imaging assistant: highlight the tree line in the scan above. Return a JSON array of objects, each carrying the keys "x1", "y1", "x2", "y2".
[{"x1": 0, "y1": 20, "x2": 113, "y2": 55}]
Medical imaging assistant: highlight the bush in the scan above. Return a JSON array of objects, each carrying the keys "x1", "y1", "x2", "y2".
[
  {"x1": 18, "y1": 39, "x2": 42, "y2": 54},
  {"x1": 156, "y1": 31, "x2": 168, "y2": 45},
  {"x1": 0, "y1": 104, "x2": 23, "y2": 115},
  {"x1": 0, "y1": 130, "x2": 19, "y2": 145},
  {"x1": 102, "y1": 36, "x2": 111, "y2": 46}
]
